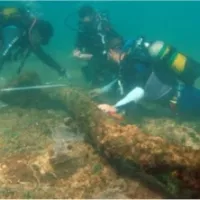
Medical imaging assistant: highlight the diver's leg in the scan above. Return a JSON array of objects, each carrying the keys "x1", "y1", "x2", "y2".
[
  {"x1": 12, "y1": 46, "x2": 26, "y2": 61},
  {"x1": 81, "y1": 64, "x2": 93, "y2": 83},
  {"x1": 17, "y1": 49, "x2": 31, "y2": 74},
  {"x1": 81, "y1": 58, "x2": 97, "y2": 84},
  {"x1": 81, "y1": 57, "x2": 106, "y2": 87}
]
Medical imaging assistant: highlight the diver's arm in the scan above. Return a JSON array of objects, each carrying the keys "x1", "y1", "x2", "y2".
[
  {"x1": 100, "y1": 79, "x2": 118, "y2": 93},
  {"x1": 114, "y1": 87, "x2": 145, "y2": 109},
  {"x1": 73, "y1": 49, "x2": 93, "y2": 61},
  {"x1": 90, "y1": 79, "x2": 117, "y2": 98},
  {"x1": 32, "y1": 46, "x2": 66, "y2": 75},
  {"x1": 17, "y1": 49, "x2": 31, "y2": 74},
  {"x1": 73, "y1": 30, "x2": 93, "y2": 61},
  {"x1": 101, "y1": 18, "x2": 122, "y2": 41},
  {"x1": 74, "y1": 29, "x2": 84, "y2": 49}
]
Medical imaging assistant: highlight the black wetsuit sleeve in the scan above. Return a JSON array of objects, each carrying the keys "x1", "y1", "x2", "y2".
[
  {"x1": 74, "y1": 22, "x2": 86, "y2": 50},
  {"x1": 101, "y1": 18, "x2": 121, "y2": 39},
  {"x1": 75, "y1": 31, "x2": 83, "y2": 50},
  {"x1": 32, "y1": 46, "x2": 64, "y2": 75}
]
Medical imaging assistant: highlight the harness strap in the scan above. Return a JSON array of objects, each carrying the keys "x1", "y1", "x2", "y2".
[{"x1": 169, "y1": 81, "x2": 184, "y2": 112}]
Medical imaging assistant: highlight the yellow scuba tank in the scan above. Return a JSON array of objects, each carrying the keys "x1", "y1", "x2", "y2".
[
  {"x1": 1, "y1": 7, "x2": 21, "y2": 20},
  {"x1": 148, "y1": 41, "x2": 200, "y2": 90}
]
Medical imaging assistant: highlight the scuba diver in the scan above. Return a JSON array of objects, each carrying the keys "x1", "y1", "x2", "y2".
[
  {"x1": 72, "y1": 5, "x2": 122, "y2": 87},
  {"x1": 93, "y1": 36, "x2": 200, "y2": 117},
  {"x1": 0, "y1": 6, "x2": 68, "y2": 77}
]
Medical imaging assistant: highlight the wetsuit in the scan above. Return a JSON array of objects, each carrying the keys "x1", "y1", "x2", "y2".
[
  {"x1": 75, "y1": 12, "x2": 121, "y2": 86},
  {"x1": 99, "y1": 39, "x2": 200, "y2": 116},
  {"x1": 0, "y1": 6, "x2": 66, "y2": 75}
]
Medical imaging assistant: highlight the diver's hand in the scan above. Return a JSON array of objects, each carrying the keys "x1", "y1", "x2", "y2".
[
  {"x1": 80, "y1": 53, "x2": 93, "y2": 61},
  {"x1": 89, "y1": 88, "x2": 103, "y2": 98},
  {"x1": 98, "y1": 104, "x2": 124, "y2": 120},
  {"x1": 73, "y1": 50, "x2": 93, "y2": 61},
  {"x1": 73, "y1": 49, "x2": 81, "y2": 57},
  {"x1": 98, "y1": 104, "x2": 117, "y2": 114}
]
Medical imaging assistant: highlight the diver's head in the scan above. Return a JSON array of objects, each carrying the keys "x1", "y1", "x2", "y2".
[
  {"x1": 78, "y1": 5, "x2": 96, "y2": 24},
  {"x1": 29, "y1": 19, "x2": 54, "y2": 46},
  {"x1": 106, "y1": 37, "x2": 126, "y2": 64}
]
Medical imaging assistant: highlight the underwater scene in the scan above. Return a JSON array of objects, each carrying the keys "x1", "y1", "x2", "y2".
[{"x1": 0, "y1": 0, "x2": 200, "y2": 199}]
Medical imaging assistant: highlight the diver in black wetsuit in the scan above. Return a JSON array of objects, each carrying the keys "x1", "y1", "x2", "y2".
[
  {"x1": 72, "y1": 5, "x2": 122, "y2": 86},
  {"x1": 96, "y1": 37, "x2": 200, "y2": 117},
  {"x1": 0, "y1": 6, "x2": 68, "y2": 77}
]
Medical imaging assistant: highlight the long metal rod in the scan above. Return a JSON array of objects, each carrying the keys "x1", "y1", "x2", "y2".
[{"x1": 0, "y1": 84, "x2": 67, "y2": 93}]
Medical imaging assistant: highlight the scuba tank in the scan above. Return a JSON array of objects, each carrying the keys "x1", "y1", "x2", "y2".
[{"x1": 147, "y1": 41, "x2": 200, "y2": 90}]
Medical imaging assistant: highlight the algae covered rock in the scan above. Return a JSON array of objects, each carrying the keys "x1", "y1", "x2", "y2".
[{"x1": 0, "y1": 72, "x2": 200, "y2": 198}]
